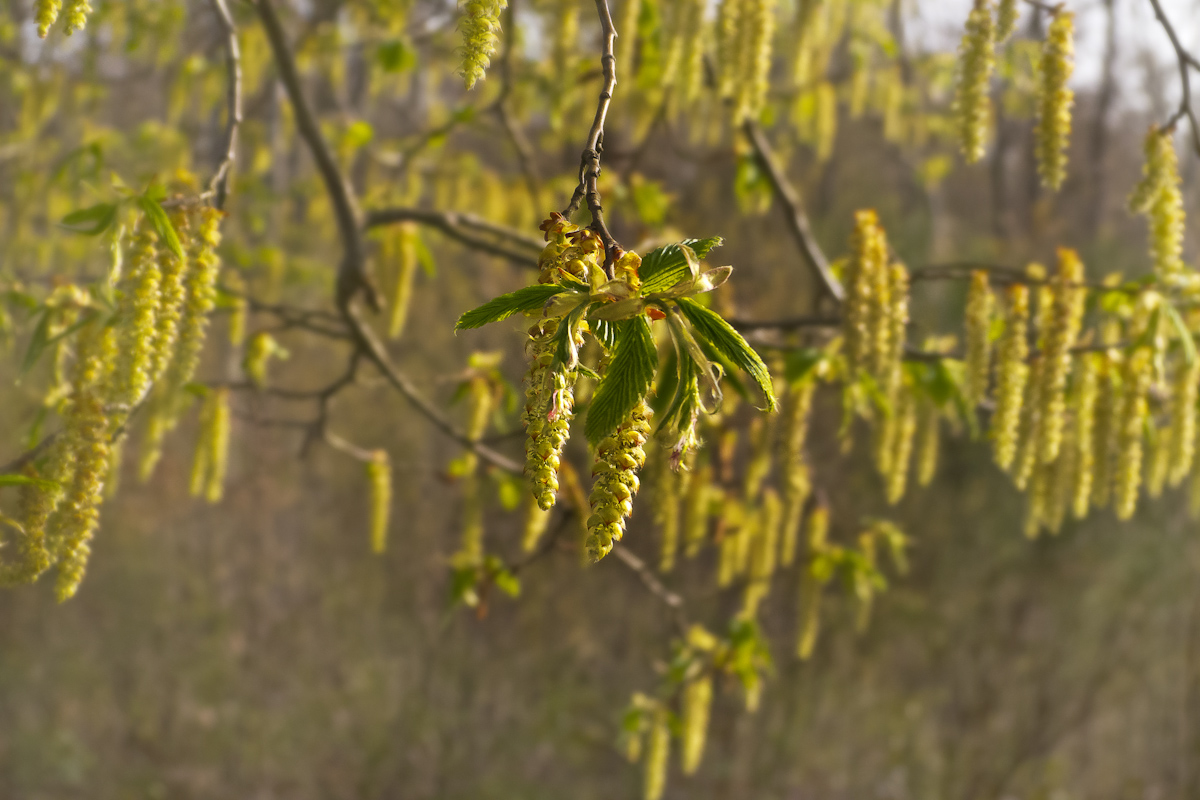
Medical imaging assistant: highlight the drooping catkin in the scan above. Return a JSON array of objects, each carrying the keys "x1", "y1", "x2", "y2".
[
  {"x1": 779, "y1": 379, "x2": 815, "y2": 567},
  {"x1": 1071, "y1": 353, "x2": 1099, "y2": 518},
  {"x1": 1012, "y1": 356, "x2": 1044, "y2": 491},
  {"x1": 242, "y1": 331, "x2": 286, "y2": 388},
  {"x1": 716, "y1": 0, "x2": 745, "y2": 99},
  {"x1": 524, "y1": 319, "x2": 577, "y2": 510},
  {"x1": 148, "y1": 211, "x2": 189, "y2": 387},
  {"x1": 458, "y1": 379, "x2": 493, "y2": 568},
  {"x1": 964, "y1": 270, "x2": 994, "y2": 407},
  {"x1": 993, "y1": 285, "x2": 1030, "y2": 470},
  {"x1": 35, "y1": 0, "x2": 61, "y2": 37},
  {"x1": 387, "y1": 224, "x2": 419, "y2": 339},
  {"x1": 225, "y1": 270, "x2": 247, "y2": 347},
  {"x1": 162, "y1": 206, "x2": 221, "y2": 403},
  {"x1": 995, "y1": 0, "x2": 1019, "y2": 43},
  {"x1": 61, "y1": 0, "x2": 90, "y2": 34},
  {"x1": 654, "y1": 452, "x2": 682, "y2": 573},
  {"x1": 743, "y1": 488, "x2": 782, "y2": 617},
  {"x1": 114, "y1": 225, "x2": 162, "y2": 409},
  {"x1": 844, "y1": 210, "x2": 888, "y2": 377},
  {"x1": 671, "y1": 0, "x2": 707, "y2": 109},
  {"x1": 616, "y1": 0, "x2": 642, "y2": 83},
  {"x1": 796, "y1": 504, "x2": 829, "y2": 660},
  {"x1": 51, "y1": 320, "x2": 117, "y2": 601},
  {"x1": 586, "y1": 401, "x2": 652, "y2": 562},
  {"x1": 190, "y1": 388, "x2": 230, "y2": 504},
  {"x1": 885, "y1": 387, "x2": 917, "y2": 504},
  {"x1": 367, "y1": 450, "x2": 391, "y2": 554},
  {"x1": 521, "y1": 489, "x2": 552, "y2": 552},
  {"x1": 1047, "y1": 430, "x2": 1074, "y2": 535},
  {"x1": 1129, "y1": 127, "x2": 1185, "y2": 285},
  {"x1": 1114, "y1": 349, "x2": 1152, "y2": 520},
  {"x1": 1090, "y1": 354, "x2": 1120, "y2": 509},
  {"x1": 0, "y1": 461, "x2": 62, "y2": 586},
  {"x1": 742, "y1": 416, "x2": 773, "y2": 504},
  {"x1": 458, "y1": 0, "x2": 508, "y2": 90},
  {"x1": 1169, "y1": 358, "x2": 1200, "y2": 486},
  {"x1": 680, "y1": 675, "x2": 713, "y2": 775},
  {"x1": 734, "y1": 0, "x2": 776, "y2": 124},
  {"x1": 916, "y1": 398, "x2": 940, "y2": 487},
  {"x1": 1034, "y1": 10, "x2": 1075, "y2": 190},
  {"x1": 643, "y1": 706, "x2": 670, "y2": 800},
  {"x1": 1037, "y1": 249, "x2": 1086, "y2": 464},
  {"x1": 953, "y1": 0, "x2": 996, "y2": 163},
  {"x1": 1146, "y1": 425, "x2": 1170, "y2": 500},
  {"x1": 683, "y1": 457, "x2": 711, "y2": 557}
]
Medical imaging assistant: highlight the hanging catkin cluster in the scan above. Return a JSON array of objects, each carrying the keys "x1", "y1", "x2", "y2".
[
  {"x1": 1129, "y1": 127, "x2": 1185, "y2": 285},
  {"x1": 842, "y1": 210, "x2": 892, "y2": 378},
  {"x1": 114, "y1": 225, "x2": 163, "y2": 409},
  {"x1": 35, "y1": 0, "x2": 90, "y2": 37},
  {"x1": 1035, "y1": 249, "x2": 1086, "y2": 465},
  {"x1": 953, "y1": 0, "x2": 996, "y2": 163},
  {"x1": 993, "y1": 284, "x2": 1030, "y2": 470},
  {"x1": 587, "y1": 401, "x2": 652, "y2": 561},
  {"x1": 1034, "y1": 11, "x2": 1075, "y2": 190},
  {"x1": 458, "y1": 0, "x2": 508, "y2": 90},
  {"x1": 733, "y1": 0, "x2": 777, "y2": 125}
]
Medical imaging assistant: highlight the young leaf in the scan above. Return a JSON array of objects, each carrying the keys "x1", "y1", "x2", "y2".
[
  {"x1": 0, "y1": 474, "x2": 59, "y2": 491},
  {"x1": 676, "y1": 298, "x2": 776, "y2": 411},
  {"x1": 60, "y1": 203, "x2": 118, "y2": 236},
  {"x1": 136, "y1": 196, "x2": 184, "y2": 260},
  {"x1": 455, "y1": 284, "x2": 568, "y2": 330},
  {"x1": 20, "y1": 310, "x2": 52, "y2": 376},
  {"x1": 585, "y1": 316, "x2": 658, "y2": 446},
  {"x1": 640, "y1": 237, "x2": 724, "y2": 294}
]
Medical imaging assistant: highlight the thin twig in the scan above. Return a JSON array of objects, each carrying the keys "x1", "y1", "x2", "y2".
[
  {"x1": 611, "y1": 544, "x2": 689, "y2": 636},
  {"x1": 206, "y1": 0, "x2": 243, "y2": 210},
  {"x1": 1148, "y1": 0, "x2": 1200, "y2": 155},
  {"x1": 365, "y1": 207, "x2": 542, "y2": 267},
  {"x1": 741, "y1": 119, "x2": 845, "y2": 303}
]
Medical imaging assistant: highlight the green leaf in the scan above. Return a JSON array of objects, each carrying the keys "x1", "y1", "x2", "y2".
[
  {"x1": 640, "y1": 237, "x2": 723, "y2": 294},
  {"x1": 455, "y1": 284, "x2": 567, "y2": 330},
  {"x1": 676, "y1": 298, "x2": 776, "y2": 411},
  {"x1": 21, "y1": 310, "x2": 52, "y2": 376},
  {"x1": 136, "y1": 196, "x2": 184, "y2": 260},
  {"x1": 585, "y1": 316, "x2": 658, "y2": 446},
  {"x1": 0, "y1": 474, "x2": 59, "y2": 491},
  {"x1": 60, "y1": 203, "x2": 118, "y2": 236}
]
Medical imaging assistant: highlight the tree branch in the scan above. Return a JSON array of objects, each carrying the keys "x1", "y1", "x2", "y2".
[
  {"x1": 364, "y1": 207, "x2": 543, "y2": 267},
  {"x1": 1148, "y1": 0, "x2": 1200, "y2": 155},
  {"x1": 741, "y1": 119, "x2": 845, "y2": 304},
  {"x1": 206, "y1": 0, "x2": 243, "y2": 210}
]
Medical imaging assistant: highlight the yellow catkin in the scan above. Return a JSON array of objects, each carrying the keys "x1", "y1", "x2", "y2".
[
  {"x1": 458, "y1": 380, "x2": 493, "y2": 568},
  {"x1": 886, "y1": 388, "x2": 917, "y2": 504},
  {"x1": 796, "y1": 504, "x2": 829, "y2": 660},
  {"x1": 671, "y1": 0, "x2": 707, "y2": 109},
  {"x1": 51, "y1": 321, "x2": 117, "y2": 601},
  {"x1": 716, "y1": 0, "x2": 745, "y2": 100},
  {"x1": 616, "y1": 0, "x2": 642, "y2": 84},
  {"x1": 160, "y1": 206, "x2": 222, "y2": 409},
  {"x1": 225, "y1": 270, "x2": 247, "y2": 348},
  {"x1": 586, "y1": 401, "x2": 652, "y2": 561},
  {"x1": 814, "y1": 80, "x2": 837, "y2": 163},
  {"x1": 1169, "y1": 359, "x2": 1200, "y2": 486},
  {"x1": 1037, "y1": 249, "x2": 1085, "y2": 464},
  {"x1": 190, "y1": 388, "x2": 230, "y2": 503},
  {"x1": 1130, "y1": 127, "x2": 1186, "y2": 285},
  {"x1": 995, "y1": 0, "x2": 1018, "y2": 43},
  {"x1": 680, "y1": 675, "x2": 713, "y2": 775},
  {"x1": 916, "y1": 398, "x2": 940, "y2": 487},
  {"x1": 843, "y1": 210, "x2": 888, "y2": 377},
  {"x1": 964, "y1": 270, "x2": 994, "y2": 407},
  {"x1": 61, "y1": 0, "x2": 90, "y2": 34},
  {"x1": 1046, "y1": 427, "x2": 1075, "y2": 535},
  {"x1": 367, "y1": 450, "x2": 391, "y2": 554},
  {"x1": 1035, "y1": 11, "x2": 1075, "y2": 190},
  {"x1": 885, "y1": 263, "x2": 910, "y2": 396},
  {"x1": 734, "y1": 0, "x2": 776, "y2": 124},
  {"x1": 779, "y1": 379, "x2": 815, "y2": 567},
  {"x1": 954, "y1": 0, "x2": 996, "y2": 163},
  {"x1": 115, "y1": 225, "x2": 162, "y2": 409},
  {"x1": 35, "y1": 0, "x2": 62, "y2": 37},
  {"x1": 743, "y1": 489, "x2": 782, "y2": 617},
  {"x1": 790, "y1": 0, "x2": 826, "y2": 86},
  {"x1": 0, "y1": 461, "x2": 62, "y2": 585},
  {"x1": 654, "y1": 453, "x2": 682, "y2": 574},
  {"x1": 1146, "y1": 426, "x2": 1170, "y2": 500},
  {"x1": 524, "y1": 319, "x2": 578, "y2": 510},
  {"x1": 459, "y1": 0, "x2": 508, "y2": 90},
  {"x1": 521, "y1": 489, "x2": 552, "y2": 553},
  {"x1": 643, "y1": 706, "x2": 670, "y2": 800},
  {"x1": 1025, "y1": 459, "x2": 1050, "y2": 538},
  {"x1": 993, "y1": 285, "x2": 1030, "y2": 470},
  {"x1": 1012, "y1": 356, "x2": 1043, "y2": 491},
  {"x1": 742, "y1": 416, "x2": 773, "y2": 504},
  {"x1": 683, "y1": 458, "x2": 711, "y2": 558},
  {"x1": 387, "y1": 224, "x2": 419, "y2": 339},
  {"x1": 1090, "y1": 354, "x2": 1120, "y2": 509},
  {"x1": 242, "y1": 331, "x2": 285, "y2": 388},
  {"x1": 1071, "y1": 353, "x2": 1099, "y2": 518},
  {"x1": 1114, "y1": 349, "x2": 1152, "y2": 520},
  {"x1": 148, "y1": 211, "x2": 189, "y2": 387}
]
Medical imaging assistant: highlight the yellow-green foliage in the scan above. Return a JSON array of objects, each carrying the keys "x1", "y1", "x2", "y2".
[
  {"x1": 459, "y1": 0, "x2": 508, "y2": 90},
  {"x1": 954, "y1": 0, "x2": 996, "y2": 163},
  {"x1": 367, "y1": 450, "x2": 392, "y2": 554},
  {"x1": 964, "y1": 270, "x2": 994, "y2": 407},
  {"x1": 993, "y1": 284, "x2": 1030, "y2": 470},
  {"x1": 1035, "y1": 11, "x2": 1075, "y2": 190},
  {"x1": 586, "y1": 401, "x2": 651, "y2": 562},
  {"x1": 1129, "y1": 127, "x2": 1185, "y2": 285}
]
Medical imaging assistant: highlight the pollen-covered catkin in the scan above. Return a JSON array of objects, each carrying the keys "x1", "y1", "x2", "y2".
[
  {"x1": 191, "y1": 389, "x2": 231, "y2": 504},
  {"x1": 716, "y1": 0, "x2": 745, "y2": 99},
  {"x1": 1130, "y1": 127, "x2": 1185, "y2": 285},
  {"x1": 459, "y1": 0, "x2": 507, "y2": 90},
  {"x1": 743, "y1": 489, "x2": 782, "y2": 617},
  {"x1": 148, "y1": 211, "x2": 189, "y2": 387},
  {"x1": 1072, "y1": 353, "x2": 1099, "y2": 518},
  {"x1": 521, "y1": 489, "x2": 552, "y2": 552},
  {"x1": 916, "y1": 398, "x2": 940, "y2": 487},
  {"x1": 1146, "y1": 426, "x2": 1170, "y2": 499},
  {"x1": 51, "y1": 321, "x2": 117, "y2": 601},
  {"x1": 779, "y1": 379, "x2": 815, "y2": 567},
  {"x1": 993, "y1": 285, "x2": 1030, "y2": 470},
  {"x1": 1035, "y1": 11, "x2": 1075, "y2": 190},
  {"x1": 1012, "y1": 355, "x2": 1043, "y2": 491},
  {"x1": 995, "y1": 0, "x2": 1018, "y2": 43},
  {"x1": 954, "y1": 0, "x2": 996, "y2": 163},
  {"x1": 114, "y1": 225, "x2": 162, "y2": 409},
  {"x1": 844, "y1": 210, "x2": 888, "y2": 376},
  {"x1": 225, "y1": 270, "x2": 247, "y2": 348},
  {"x1": 1037, "y1": 249, "x2": 1086, "y2": 464},
  {"x1": 163, "y1": 207, "x2": 221, "y2": 402},
  {"x1": 683, "y1": 458, "x2": 712, "y2": 557},
  {"x1": 680, "y1": 675, "x2": 713, "y2": 775},
  {"x1": 796, "y1": 504, "x2": 829, "y2": 657},
  {"x1": 1090, "y1": 354, "x2": 1119, "y2": 509},
  {"x1": 35, "y1": 0, "x2": 61, "y2": 37},
  {"x1": 0, "y1": 462, "x2": 61, "y2": 586},
  {"x1": 964, "y1": 270, "x2": 994, "y2": 407},
  {"x1": 1114, "y1": 349, "x2": 1152, "y2": 520},
  {"x1": 586, "y1": 401, "x2": 651, "y2": 562},
  {"x1": 367, "y1": 450, "x2": 391, "y2": 554},
  {"x1": 386, "y1": 225, "x2": 419, "y2": 339},
  {"x1": 672, "y1": 0, "x2": 707, "y2": 108},
  {"x1": 643, "y1": 706, "x2": 670, "y2": 800},
  {"x1": 654, "y1": 453, "x2": 682, "y2": 573},
  {"x1": 1169, "y1": 358, "x2": 1200, "y2": 486},
  {"x1": 734, "y1": 0, "x2": 776, "y2": 124},
  {"x1": 524, "y1": 319, "x2": 577, "y2": 510},
  {"x1": 885, "y1": 388, "x2": 917, "y2": 504},
  {"x1": 61, "y1": 0, "x2": 90, "y2": 34}
]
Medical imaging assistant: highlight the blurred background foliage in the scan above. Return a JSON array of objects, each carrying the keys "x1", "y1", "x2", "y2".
[{"x1": 1, "y1": 0, "x2": 1200, "y2": 797}]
